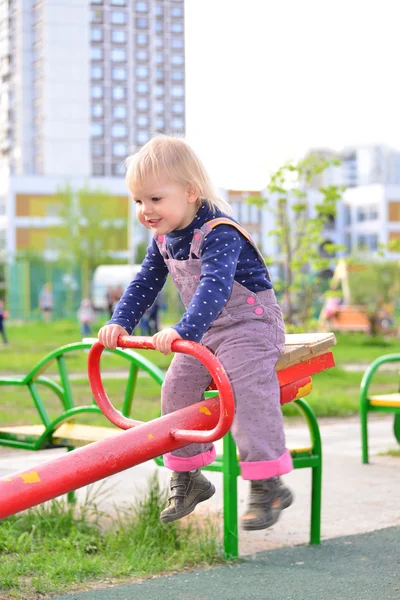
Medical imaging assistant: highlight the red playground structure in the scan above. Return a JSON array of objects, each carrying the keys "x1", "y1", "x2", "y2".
[{"x1": 0, "y1": 337, "x2": 235, "y2": 520}]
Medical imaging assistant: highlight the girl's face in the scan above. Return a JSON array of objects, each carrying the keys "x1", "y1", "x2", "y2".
[{"x1": 133, "y1": 172, "x2": 199, "y2": 235}]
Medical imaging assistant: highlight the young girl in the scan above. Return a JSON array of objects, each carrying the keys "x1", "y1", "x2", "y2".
[{"x1": 98, "y1": 136, "x2": 293, "y2": 531}]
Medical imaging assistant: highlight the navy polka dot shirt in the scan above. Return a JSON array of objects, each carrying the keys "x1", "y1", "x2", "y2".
[{"x1": 108, "y1": 203, "x2": 272, "y2": 341}]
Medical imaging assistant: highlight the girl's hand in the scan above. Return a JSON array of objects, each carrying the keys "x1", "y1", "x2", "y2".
[
  {"x1": 152, "y1": 328, "x2": 182, "y2": 355},
  {"x1": 98, "y1": 324, "x2": 129, "y2": 349}
]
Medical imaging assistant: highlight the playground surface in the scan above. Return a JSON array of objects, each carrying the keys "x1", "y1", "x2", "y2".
[
  {"x1": 50, "y1": 526, "x2": 400, "y2": 600},
  {"x1": 1, "y1": 414, "x2": 400, "y2": 598}
]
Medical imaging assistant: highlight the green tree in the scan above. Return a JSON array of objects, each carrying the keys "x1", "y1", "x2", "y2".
[
  {"x1": 49, "y1": 184, "x2": 130, "y2": 295},
  {"x1": 250, "y1": 155, "x2": 345, "y2": 327},
  {"x1": 347, "y1": 260, "x2": 400, "y2": 335}
]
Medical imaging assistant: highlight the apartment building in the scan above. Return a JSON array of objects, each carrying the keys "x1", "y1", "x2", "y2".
[{"x1": 0, "y1": 0, "x2": 185, "y2": 261}]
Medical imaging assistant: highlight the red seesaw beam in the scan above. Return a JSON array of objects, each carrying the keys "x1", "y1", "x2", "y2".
[{"x1": 0, "y1": 338, "x2": 234, "y2": 520}]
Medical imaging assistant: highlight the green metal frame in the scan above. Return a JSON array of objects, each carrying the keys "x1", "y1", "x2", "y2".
[
  {"x1": 0, "y1": 342, "x2": 164, "y2": 451},
  {"x1": 360, "y1": 353, "x2": 400, "y2": 464},
  {"x1": 0, "y1": 343, "x2": 323, "y2": 559}
]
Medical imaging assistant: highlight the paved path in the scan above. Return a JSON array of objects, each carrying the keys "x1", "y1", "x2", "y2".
[{"x1": 50, "y1": 526, "x2": 400, "y2": 600}]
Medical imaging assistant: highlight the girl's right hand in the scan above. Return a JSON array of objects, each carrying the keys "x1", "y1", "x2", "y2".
[{"x1": 97, "y1": 324, "x2": 129, "y2": 349}]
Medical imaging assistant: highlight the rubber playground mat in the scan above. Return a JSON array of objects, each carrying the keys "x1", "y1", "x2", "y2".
[{"x1": 53, "y1": 526, "x2": 400, "y2": 600}]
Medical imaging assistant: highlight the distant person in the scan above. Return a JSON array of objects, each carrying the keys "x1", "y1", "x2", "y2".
[
  {"x1": 77, "y1": 298, "x2": 96, "y2": 336},
  {"x1": 97, "y1": 135, "x2": 291, "y2": 531},
  {"x1": 140, "y1": 296, "x2": 161, "y2": 336},
  {"x1": 112, "y1": 285, "x2": 124, "y2": 311},
  {"x1": 105, "y1": 286, "x2": 114, "y2": 319},
  {"x1": 38, "y1": 283, "x2": 54, "y2": 322},
  {"x1": 0, "y1": 300, "x2": 8, "y2": 344}
]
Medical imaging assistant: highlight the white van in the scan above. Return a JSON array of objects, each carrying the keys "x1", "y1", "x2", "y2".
[{"x1": 91, "y1": 264, "x2": 142, "y2": 310}]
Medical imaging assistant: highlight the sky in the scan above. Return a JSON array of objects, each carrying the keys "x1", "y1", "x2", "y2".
[{"x1": 184, "y1": 0, "x2": 400, "y2": 190}]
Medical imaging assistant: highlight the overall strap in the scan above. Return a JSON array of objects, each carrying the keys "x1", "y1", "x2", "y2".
[
  {"x1": 154, "y1": 234, "x2": 169, "y2": 259},
  {"x1": 197, "y1": 217, "x2": 271, "y2": 281}
]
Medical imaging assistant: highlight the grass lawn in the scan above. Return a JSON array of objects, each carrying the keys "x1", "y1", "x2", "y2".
[
  {"x1": 0, "y1": 475, "x2": 223, "y2": 600},
  {"x1": 1, "y1": 322, "x2": 400, "y2": 425}
]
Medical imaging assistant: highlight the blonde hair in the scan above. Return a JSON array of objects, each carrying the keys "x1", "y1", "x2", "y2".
[{"x1": 125, "y1": 135, "x2": 232, "y2": 215}]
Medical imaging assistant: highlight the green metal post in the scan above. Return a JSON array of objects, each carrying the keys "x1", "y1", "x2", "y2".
[
  {"x1": 66, "y1": 447, "x2": 76, "y2": 504},
  {"x1": 360, "y1": 400, "x2": 369, "y2": 464},
  {"x1": 394, "y1": 414, "x2": 400, "y2": 444},
  {"x1": 57, "y1": 356, "x2": 74, "y2": 411},
  {"x1": 122, "y1": 364, "x2": 139, "y2": 417},
  {"x1": 294, "y1": 398, "x2": 322, "y2": 545},
  {"x1": 222, "y1": 432, "x2": 240, "y2": 558}
]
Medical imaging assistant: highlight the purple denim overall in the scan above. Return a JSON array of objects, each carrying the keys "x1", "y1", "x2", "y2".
[{"x1": 155, "y1": 218, "x2": 293, "y2": 480}]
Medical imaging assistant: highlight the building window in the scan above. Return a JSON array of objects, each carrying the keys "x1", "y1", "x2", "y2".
[
  {"x1": 171, "y1": 54, "x2": 184, "y2": 66},
  {"x1": 155, "y1": 69, "x2": 164, "y2": 81},
  {"x1": 155, "y1": 37, "x2": 163, "y2": 48},
  {"x1": 112, "y1": 124, "x2": 127, "y2": 137},
  {"x1": 111, "y1": 48, "x2": 126, "y2": 61},
  {"x1": 136, "y1": 65, "x2": 148, "y2": 78},
  {"x1": 91, "y1": 46, "x2": 103, "y2": 60},
  {"x1": 155, "y1": 84, "x2": 164, "y2": 97},
  {"x1": 171, "y1": 22, "x2": 183, "y2": 33},
  {"x1": 91, "y1": 28, "x2": 103, "y2": 41},
  {"x1": 357, "y1": 204, "x2": 379, "y2": 222},
  {"x1": 137, "y1": 49, "x2": 148, "y2": 61},
  {"x1": 111, "y1": 0, "x2": 126, "y2": 4},
  {"x1": 136, "y1": 33, "x2": 148, "y2": 45},
  {"x1": 155, "y1": 100, "x2": 164, "y2": 113},
  {"x1": 171, "y1": 70, "x2": 184, "y2": 81},
  {"x1": 111, "y1": 30, "x2": 126, "y2": 43},
  {"x1": 93, "y1": 163, "x2": 105, "y2": 176},
  {"x1": 136, "y1": 81, "x2": 149, "y2": 94},
  {"x1": 155, "y1": 20, "x2": 163, "y2": 32},
  {"x1": 172, "y1": 102, "x2": 184, "y2": 114},
  {"x1": 112, "y1": 67, "x2": 127, "y2": 80},
  {"x1": 154, "y1": 5, "x2": 163, "y2": 15},
  {"x1": 91, "y1": 123, "x2": 103, "y2": 136},
  {"x1": 91, "y1": 8, "x2": 103, "y2": 22},
  {"x1": 113, "y1": 105, "x2": 127, "y2": 118},
  {"x1": 113, "y1": 142, "x2": 127, "y2": 156},
  {"x1": 92, "y1": 104, "x2": 103, "y2": 117},
  {"x1": 172, "y1": 85, "x2": 184, "y2": 98},
  {"x1": 171, "y1": 38, "x2": 184, "y2": 49},
  {"x1": 92, "y1": 143, "x2": 104, "y2": 157},
  {"x1": 171, "y1": 117, "x2": 184, "y2": 129},
  {"x1": 136, "y1": 131, "x2": 149, "y2": 144},
  {"x1": 113, "y1": 163, "x2": 126, "y2": 176},
  {"x1": 155, "y1": 52, "x2": 164, "y2": 64},
  {"x1": 91, "y1": 85, "x2": 103, "y2": 98},
  {"x1": 357, "y1": 233, "x2": 379, "y2": 251},
  {"x1": 155, "y1": 117, "x2": 164, "y2": 130},
  {"x1": 137, "y1": 17, "x2": 148, "y2": 28},
  {"x1": 137, "y1": 98, "x2": 149, "y2": 110},
  {"x1": 111, "y1": 11, "x2": 127, "y2": 24},
  {"x1": 91, "y1": 65, "x2": 103, "y2": 79},
  {"x1": 136, "y1": 1, "x2": 148, "y2": 12},
  {"x1": 137, "y1": 115, "x2": 148, "y2": 126},
  {"x1": 112, "y1": 87, "x2": 126, "y2": 100},
  {"x1": 171, "y1": 6, "x2": 183, "y2": 17}
]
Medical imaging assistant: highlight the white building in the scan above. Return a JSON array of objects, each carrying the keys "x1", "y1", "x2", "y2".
[
  {"x1": 0, "y1": 0, "x2": 185, "y2": 262},
  {"x1": 341, "y1": 184, "x2": 400, "y2": 259}
]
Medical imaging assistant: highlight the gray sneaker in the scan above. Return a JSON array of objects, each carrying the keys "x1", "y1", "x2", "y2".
[
  {"x1": 241, "y1": 477, "x2": 293, "y2": 531},
  {"x1": 160, "y1": 470, "x2": 216, "y2": 523}
]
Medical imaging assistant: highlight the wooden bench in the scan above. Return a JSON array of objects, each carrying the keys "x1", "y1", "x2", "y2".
[
  {"x1": 360, "y1": 353, "x2": 400, "y2": 464},
  {"x1": 0, "y1": 333, "x2": 336, "y2": 558}
]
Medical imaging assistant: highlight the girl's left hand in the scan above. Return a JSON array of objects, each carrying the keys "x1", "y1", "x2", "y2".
[{"x1": 152, "y1": 328, "x2": 182, "y2": 355}]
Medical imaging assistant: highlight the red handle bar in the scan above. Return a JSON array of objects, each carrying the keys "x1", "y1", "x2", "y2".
[{"x1": 87, "y1": 335, "x2": 235, "y2": 444}]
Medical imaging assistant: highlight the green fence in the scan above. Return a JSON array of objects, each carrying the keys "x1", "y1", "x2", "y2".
[{"x1": 7, "y1": 260, "x2": 84, "y2": 321}]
